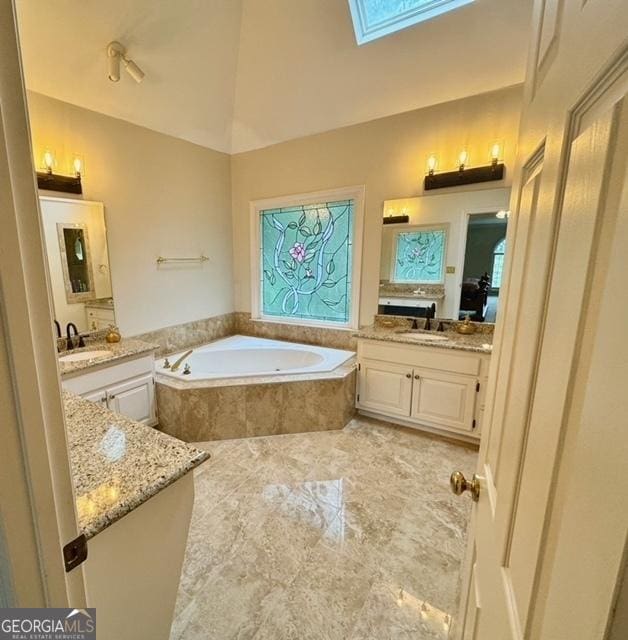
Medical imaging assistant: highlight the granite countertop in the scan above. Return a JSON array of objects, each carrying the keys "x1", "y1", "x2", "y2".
[
  {"x1": 356, "y1": 326, "x2": 493, "y2": 354},
  {"x1": 59, "y1": 339, "x2": 160, "y2": 377},
  {"x1": 378, "y1": 292, "x2": 446, "y2": 300},
  {"x1": 63, "y1": 391, "x2": 209, "y2": 539}
]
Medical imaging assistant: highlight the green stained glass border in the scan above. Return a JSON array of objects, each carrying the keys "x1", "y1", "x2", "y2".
[{"x1": 259, "y1": 199, "x2": 354, "y2": 324}]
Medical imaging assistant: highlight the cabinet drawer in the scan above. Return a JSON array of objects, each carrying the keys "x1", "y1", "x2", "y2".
[{"x1": 359, "y1": 339, "x2": 482, "y2": 376}]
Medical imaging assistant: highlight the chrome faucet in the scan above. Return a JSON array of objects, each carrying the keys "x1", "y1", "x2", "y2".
[{"x1": 170, "y1": 349, "x2": 193, "y2": 372}]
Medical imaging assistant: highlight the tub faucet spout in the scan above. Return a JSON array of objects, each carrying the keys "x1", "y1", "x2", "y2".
[{"x1": 170, "y1": 349, "x2": 193, "y2": 372}]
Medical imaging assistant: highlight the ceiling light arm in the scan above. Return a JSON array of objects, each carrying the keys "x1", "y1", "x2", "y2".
[{"x1": 107, "y1": 41, "x2": 144, "y2": 83}]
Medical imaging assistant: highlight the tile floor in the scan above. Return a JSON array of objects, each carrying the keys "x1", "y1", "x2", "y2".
[{"x1": 170, "y1": 417, "x2": 477, "y2": 640}]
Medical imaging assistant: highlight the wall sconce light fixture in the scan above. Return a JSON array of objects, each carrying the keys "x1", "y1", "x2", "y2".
[
  {"x1": 383, "y1": 206, "x2": 410, "y2": 225},
  {"x1": 427, "y1": 155, "x2": 438, "y2": 176},
  {"x1": 36, "y1": 150, "x2": 83, "y2": 194},
  {"x1": 458, "y1": 149, "x2": 469, "y2": 171},
  {"x1": 424, "y1": 144, "x2": 505, "y2": 191}
]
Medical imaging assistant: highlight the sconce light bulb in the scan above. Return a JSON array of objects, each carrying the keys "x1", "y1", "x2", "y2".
[
  {"x1": 73, "y1": 157, "x2": 82, "y2": 177},
  {"x1": 458, "y1": 150, "x2": 468, "y2": 170},
  {"x1": 43, "y1": 151, "x2": 54, "y2": 173},
  {"x1": 427, "y1": 155, "x2": 437, "y2": 175},
  {"x1": 496, "y1": 209, "x2": 511, "y2": 219},
  {"x1": 491, "y1": 143, "x2": 500, "y2": 161}
]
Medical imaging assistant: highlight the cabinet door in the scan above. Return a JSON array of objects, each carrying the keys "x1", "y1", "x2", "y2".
[
  {"x1": 358, "y1": 359, "x2": 413, "y2": 417},
  {"x1": 83, "y1": 388, "x2": 108, "y2": 408},
  {"x1": 411, "y1": 368, "x2": 477, "y2": 432},
  {"x1": 106, "y1": 374, "x2": 155, "y2": 424}
]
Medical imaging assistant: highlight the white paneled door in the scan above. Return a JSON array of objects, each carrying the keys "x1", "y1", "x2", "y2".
[{"x1": 457, "y1": 54, "x2": 628, "y2": 640}]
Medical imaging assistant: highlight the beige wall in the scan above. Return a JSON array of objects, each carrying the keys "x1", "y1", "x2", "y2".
[
  {"x1": 231, "y1": 85, "x2": 523, "y2": 324},
  {"x1": 232, "y1": 0, "x2": 530, "y2": 152},
  {"x1": 27, "y1": 92, "x2": 234, "y2": 336}
]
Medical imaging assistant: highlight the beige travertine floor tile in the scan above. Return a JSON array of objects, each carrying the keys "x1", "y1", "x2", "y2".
[{"x1": 171, "y1": 417, "x2": 477, "y2": 640}]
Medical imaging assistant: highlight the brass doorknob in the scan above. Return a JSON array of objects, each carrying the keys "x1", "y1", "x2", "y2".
[{"x1": 450, "y1": 471, "x2": 480, "y2": 502}]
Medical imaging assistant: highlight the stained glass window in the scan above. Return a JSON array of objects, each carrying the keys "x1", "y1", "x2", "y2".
[
  {"x1": 259, "y1": 199, "x2": 354, "y2": 324},
  {"x1": 392, "y1": 227, "x2": 446, "y2": 283},
  {"x1": 492, "y1": 237, "x2": 506, "y2": 289}
]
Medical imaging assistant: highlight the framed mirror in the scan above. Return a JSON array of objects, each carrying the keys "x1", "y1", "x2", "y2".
[
  {"x1": 40, "y1": 196, "x2": 115, "y2": 333},
  {"x1": 57, "y1": 222, "x2": 95, "y2": 303}
]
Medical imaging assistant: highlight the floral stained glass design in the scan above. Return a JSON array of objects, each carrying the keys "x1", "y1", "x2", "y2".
[
  {"x1": 260, "y1": 200, "x2": 354, "y2": 324},
  {"x1": 393, "y1": 228, "x2": 446, "y2": 283}
]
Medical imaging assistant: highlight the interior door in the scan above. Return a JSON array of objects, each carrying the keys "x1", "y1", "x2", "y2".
[
  {"x1": 357, "y1": 358, "x2": 412, "y2": 416},
  {"x1": 107, "y1": 374, "x2": 155, "y2": 424},
  {"x1": 457, "y1": 77, "x2": 628, "y2": 638},
  {"x1": 410, "y1": 367, "x2": 476, "y2": 433}
]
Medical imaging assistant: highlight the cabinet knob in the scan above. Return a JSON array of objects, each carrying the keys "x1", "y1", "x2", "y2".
[
  {"x1": 405, "y1": 373, "x2": 412, "y2": 379},
  {"x1": 414, "y1": 374, "x2": 420, "y2": 380}
]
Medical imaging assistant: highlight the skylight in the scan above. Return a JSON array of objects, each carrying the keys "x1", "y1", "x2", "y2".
[{"x1": 348, "y1": 0, "x2": 475, "y2": 45}]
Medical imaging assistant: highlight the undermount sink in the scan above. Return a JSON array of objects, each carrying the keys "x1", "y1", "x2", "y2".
[
  {"x1": 396, "y1": 332, "x2": 450, "y2": 342},
  {"x1": 59, "y1": 349, "x2": 111, "y2": 362}
]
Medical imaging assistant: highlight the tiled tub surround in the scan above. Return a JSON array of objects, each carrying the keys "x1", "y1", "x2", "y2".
[
  {"x1": 234, "y1": 311, "x2": 357, "y2": 350},
  {"x1": 132, "y1": 312, "x2": 236, "y2": 358},
  {"x1": 170, "y1": 417, "x2": 477, "y2": 639},
  {"x1": 130, "y1": 312, "x2": 356, "y2": 358},
  {"x1": 157, "y1": 363, "x2": 357, "y2": 442},
  {"x1": 63, "y1": 391, "x2": 209, "y2": 539}
]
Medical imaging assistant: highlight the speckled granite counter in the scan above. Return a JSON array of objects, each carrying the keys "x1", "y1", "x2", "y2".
[
  {"x1": 379, "y1": 292, "x2": 446, "y2": 300},
  {"x1": 59, "y1": 338, "x2": 159, "y2": 377},
  {"x1": 356, "y1": 326, "x2": 493, "y2": 354},
  {"x1": 63, "y1": 391, "x2": 209, "y2": 539}
]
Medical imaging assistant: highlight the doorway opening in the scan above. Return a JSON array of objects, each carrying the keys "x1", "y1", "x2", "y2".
[{"x1": 460, "y1": 212, "x2": 508, "y2": 322}]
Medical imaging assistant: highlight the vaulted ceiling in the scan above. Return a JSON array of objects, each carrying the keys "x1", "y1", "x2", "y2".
[{"x1": 17, "y1": 0, "x2": 533, "y2": 154}]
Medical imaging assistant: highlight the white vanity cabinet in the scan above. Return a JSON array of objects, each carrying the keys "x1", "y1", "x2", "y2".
[
  {"x1": 62, "y1": 353, "x2": 157, "y2": 426},
  {"x1": 357, "y1": 339, "x2": 490, "y2": 441}
]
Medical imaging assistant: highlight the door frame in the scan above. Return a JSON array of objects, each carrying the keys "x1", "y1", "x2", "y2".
[
  {"x1": 0, "y1": 0, "x2": 86, "y2": 606},
  {"x1": 455, "y1": 196, "x2": 511, "y2": 320}
]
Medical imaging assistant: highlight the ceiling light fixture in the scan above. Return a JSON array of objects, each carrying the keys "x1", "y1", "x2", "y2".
[{"x1": 107, "y1": 41, "x2": 145, "y2": 84}]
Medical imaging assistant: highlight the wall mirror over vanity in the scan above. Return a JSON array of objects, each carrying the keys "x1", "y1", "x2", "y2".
[
  {"x1": 40, "y1": 195, "x2": 158, "y2": 427},
  {"x1": 40, "y1": 196, "x2": 116, "y2": 336},
  {"x1": 379, "y1": 187, "x2": 510, "y2": 322},
  {"x1": 356, "y1": 187, "x2": 511, "y2": 442}
]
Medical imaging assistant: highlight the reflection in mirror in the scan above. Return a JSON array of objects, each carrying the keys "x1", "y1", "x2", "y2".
[
  {"x1": 40, "y1": 197, "x2": 115, "y2": 334},
  {"x1": 378, "y1": 188, "x2": 510, "y2": 321},
  {"x1": 460, "y1": 212, "x2": 508, "y2": 322}
]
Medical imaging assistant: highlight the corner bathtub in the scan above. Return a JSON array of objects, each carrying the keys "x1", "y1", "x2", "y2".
[{"x1": 158, "y1": 335, "x2": 355, "y2": 381}]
